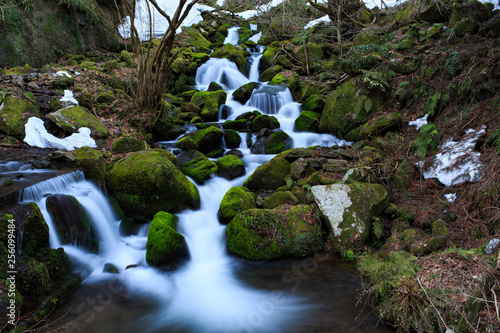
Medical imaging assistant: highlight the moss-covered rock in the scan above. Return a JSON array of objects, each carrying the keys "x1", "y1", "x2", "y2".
[
  {"x1": 263, "y1": 130, "x2": 293, "y2": 154},
  {"x1": 111, "y1": 137, "x2": 147, "y2": 154},
  {"x1": 0, "y1": 95, "x2": 40, "y2": 139},
  {"x1": 73, "y1": 146, "x2": 106, "y2": 182},
  {"x1": 190, "y1": 126, "x2": 224, "y2": 154},
  {"x1": 261, "y1": 46, "x2": 279, "y2": 68},
  {"x1": 243, "y1": 157, "x2": 290, "y2": 190},
  {"x1": 215, "y1": 154, "x2": 245, "y2": 180},
  {"x1": 454, "y1": 18, "x2": 480, "y2": 36},
  {"x1": 34, "y1": 248, "x2": 71, "y2": 281},
  {"x1": 96, "y1": 91, "x2": 115, "y2": 104},
  {"x1": 177, "y1": 136, "x2": 198, "y2": 151},
  {"x1": 218, "y1": 186, "x2": 256, "y2": 224},
  {"x1": 233, "y1": 82, "x2": 259, "y2": 104},
  {"x1": 296, "y1": 42, "x2": 324, "y2": 73},
  {"x1": 223, "y1": 129, "x2": 241, "y2": 149},
  {"x1": 345, "y1": 113, "x2": 402, "y2": 141},
  {"x1": 301, "y1": 94, "x2": 324, "y2": 113},
  {"x1": 46, "y1": 194, "x2": 95, "y2": 251},
  {"x1": 449, "y1": 0, "x2": 491, "y2": 28},
  {"x1": 17, "y1": 257, "x2": 50, "y2": 298},
  {"x1": 211, "y1": 43, "x2": 249, "y2": 72},
  {"x1": 251, "y1": 114, "x2": 280, "y2": 132},
  {"x1": 390, "y1": 58, "x2": 420, "y2": 75},
  {"x1": 47, "y1": 105, "x2": 108, "y2": 138},
  {"x1": 223, "y1": 119, "x2": 248, "y2": 132},
  {"x1": 107, "y1": 150, "x2": 199, "y2": 218},
  {"x1": 191, "y1": 90, "x2": 227, "y2": 122},
  {"x1": 226, "y1": 205, "x2": 324, "y2": 260},
  {"x1": 15, "y1": 202, "x2": 50, "y2": 257},
  {"x1": 260, "y1": 65, "x2": 283, "y2": 82},
  {"x1": 319, "y1": 80, "x2": 373, "y2": 137},
  {"x1": 146, "y1": 211, "x2": 185, "y2": 266},
  {"x1": 262, "y1": 191, "x2": 299, "y2": 209},
  {"x1": 432, "y1": 219, "x2": 449, "y2": 237},
  {"x1": 179, "y1": 26, "x2": 211, "y2": 51},
  {"x1": 311, "y1": 182, "x2": 389, "y2": 256},
  {"x1": 177, "y1": 150, "x2": 218, "y2": 183},
  {"x1": 294, "y1": 111, "x2": 320, "y2": 132}
]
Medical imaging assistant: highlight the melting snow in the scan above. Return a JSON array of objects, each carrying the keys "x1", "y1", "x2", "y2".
[
  {"x1": 61, "y1": 90, "x2": 79, "y2": 105},
  {"x1": 485, "y1": 238, "x2": 500, "y2": 254},
  {"x1": 409, "y1": 114, "x2": 428, "y2": 130},
  {"x1": 419, "y1": 126, "x2": 486, "y2": 187},
  {"x1": 444, "y1": 193, "x2": 456, "y2": 203},
  {"x1": 24, "y1": 117, "x2": 96, "y2": 150},
  {"x1": 56, "y1": 70, "x2": 72, "y2": 78}
]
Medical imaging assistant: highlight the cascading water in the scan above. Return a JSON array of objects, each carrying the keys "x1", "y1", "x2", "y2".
[{"x1": 37, "y1": 27, "x2": 392, "y2": 333}]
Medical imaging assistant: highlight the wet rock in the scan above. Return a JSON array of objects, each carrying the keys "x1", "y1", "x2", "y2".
[
  {"x1": 215, "y1": 155, "x2": 245, "y2": 180},
  {"x1": 218, "y1": 186, "x2": 256, "y2": 224},
  {"x1": 146, "y1": 211, "x2": 186, "y2": 266},
  {"x1": 177, "y1": 150, "x2": 217, "y2": 183}
]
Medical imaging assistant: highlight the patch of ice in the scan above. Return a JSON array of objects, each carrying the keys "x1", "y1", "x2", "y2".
[
  {"x1": 444, "y1": 193, "x2": 456, "y2": 203},
  {"x1": 304, "y1": 15, "x2": 331, "y2": 29},
  {"x1": 61, "y1": 90, "x2": 79, "y2": 105},
  {"x1": 409, "y1": 114, "x2": 428, "y2": 130},
  {"x1": 419, "y1": 126, "x2": 486, "y2": 187},
  {"x1": 56, "y1": 70, "x2": 72, "y2": 78},
  {"x1": 24, "y1": 117, "x2": 96, "y2": 150},
  {"x1": 485, "y1": 238, "x2": 500, "y2": 254}
]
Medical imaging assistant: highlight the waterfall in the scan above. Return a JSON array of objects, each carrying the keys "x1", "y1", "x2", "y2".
[{"x1": 224, "y1": 26, "x2": 240, "y2": 45}]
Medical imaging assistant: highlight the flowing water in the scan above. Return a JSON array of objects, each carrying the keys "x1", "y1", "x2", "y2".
[{"x1": 32, "y1": 30, "x2": 394, "y2": 333}]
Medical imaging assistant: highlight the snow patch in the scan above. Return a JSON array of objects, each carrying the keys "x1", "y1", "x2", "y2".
[
  {"x1": 419, "y1": 126, "x2": 486, "y2": 187},
  {"x1": 485, "y1": 238, "x2": 500, "y2": 254},
  {"x1": 248, "y1": 32, "x2": 262, "y2": 44},
  {"x1": 409, "y1": 114, "x2": 428, "y2": 130},
  {"x1": 61, "y1": 90, "x2": 79, "y2": 105},
  {"x1": 444, "y1": 193, "x2": 456, "y2": 203},
  {"x1": 55, "y1": 70, "x2": 72, "y2": 78},
  {"x1": 24, "y1": 117, "x2": 96, "y2": 150},
  {"x1": 304, "y1": 15, "x2": 331, "y2": 29}
]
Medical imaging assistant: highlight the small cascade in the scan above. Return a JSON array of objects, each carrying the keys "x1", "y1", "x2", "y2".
[
  {"x1": 224, "y1": 26, "x2": 240, "y2": 45},
  {"x1": 195, "y1": 58, "x2": 249, "y2": 90},
  {"x1": 248, "y1": 45, "x2": 265, "y2": 82},
  {"x1": 245, "y1": 84, "x2": 293, "y2": 114}
]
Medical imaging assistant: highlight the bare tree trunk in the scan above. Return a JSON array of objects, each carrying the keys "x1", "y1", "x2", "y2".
[{"x1": 129, "y1": 0, "x2": 200, "y2": 110}]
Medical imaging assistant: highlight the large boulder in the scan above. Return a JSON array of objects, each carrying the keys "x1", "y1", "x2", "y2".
[
  {"x1": 226, "y1": 205, "x2": 324, "y2": 260},
  {"x1": 73, "y1": 146, "x2": 106, "y2": 182},
  {"x1": 107, "y1": 149, "x2": 199, "y2": 218},
  {"x1": 0, "y1": 94, "x2": 40, "y2": 139},
  {"x1": 146, "y1": 211, "x2": 186, "y2": 266},
  {"x1": 312, "y1": 182, "x2": 389, "y2": 256},
  {"x1": 9, "y1": 202, "x2": 50, "y2": 257},
  {"x1": 189, "y1": 126, "x2": 224, "y2": 154},
  {"x1": 215, "y1": 154, "x2": 245, "y2": 180},
  {"x1": 191, "y1": 90, "x2": 227, "y2": 122},
  {"x1": 111, "y1": 137, "x2": 147, "y2": 154},
  {"x1": 233, "y1": 82, "x2": 259, "y2": 104},
  {"x1": 218, "y1": 186, "x2": 256, "y2": 224},
  {"x1": 344, "y1": 113, "x2": 402, "y2": 141},
  {"x1": 243, "y1": 157, "x2": 290, "y2": 190},
  {"x1": 319, "y1": 80, "x2": 373, "y2": 137},
  {"x1": 177, "y1": 150, "x2": 218, "y2": 183},
  {"x1": 294, "y1": 111, "x2": 320, "y2": 132},
  {"x1": 47, "y1": 105, "x2": 108, "y2": 138},
  {"x1": 46, "y1": 194, "x2": 97, "y2": 253}
]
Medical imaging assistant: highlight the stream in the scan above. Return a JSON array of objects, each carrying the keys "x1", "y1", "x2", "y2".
[{"x1": 21, "y1": 28, "x2": 395, "y2": 332}]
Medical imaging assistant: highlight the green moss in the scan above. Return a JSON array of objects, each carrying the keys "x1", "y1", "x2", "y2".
[
  {"x1": 180, "y1": 26, "x2": 211, "y2": 51},
  {"x1": 215, "y1": 155, "x2": 245, "y2": 180},
  {"x1": 301, "y1": 94, "x2": 324, "y2": 113},
  {"x1": 251, "y1": 114, "x2": 280, "y2": 132},
  {"x1": 244, "y1": 157, "x2": 290, "y2": 190},
  {"x1": 21, "y1": 202, "x2": 50, "y2": 257},
  {"x1": 319, "y1": 80, "x2": 373, "y2": 137},
  {"x1": 262, "y1": 191, "x2": 299, "y2": 209},
  {"x1": 294, "y1": 111, "x2": 320, "y2": 132},
  {"x1": 177, "y1": 150, "x2": 218, "y2": 183},
  {"x1": 432, "y1": 219, "x2": 449, "y2": 237},
  {"x1": 73, "y1": 146, "x2": 106, "y2": 182},
  {"x1": 177, "y1": 136, "x2": 198, "y2": 151},
  {"x1": 260, "y1": 65, "x2": 283, "y2": 82},
  {"x1": 111, "y1": 137, "x2": 147, "y2": 154},
  {"x1": 107, "y1": 150, "x2": 199, "y2": 218},
  {"x1": 190, "y1": 126, "x2": 224, "y2": 154},
  {"x1": 218, "y1": 186, "x2": 256, "y2": 224},
  {"x1": 47, "y1": 105, "x2": 108, "y2": 138},
  {"x1": 17, "y1": 257, "x2": 50, "y2": 298},
  {"x1": 223, "y1": 129, "x2": 241, "y2": 149},
  {"x1": 263, "y1": 131, "x2": 292, "y2": 154},
  {"x1": 345, "y1": 113, "x2": 402, "y2": 141},
  {"x1": 146, "y1": 211, "x2": 185, "y2": 266},
  {"x1": 0, "y1": 95, "x2": 40, "y2": 139}
]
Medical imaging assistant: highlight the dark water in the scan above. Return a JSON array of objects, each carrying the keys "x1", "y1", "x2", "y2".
[{"x1": 41, "y1": 254, "x2": 394, "y2": 333}]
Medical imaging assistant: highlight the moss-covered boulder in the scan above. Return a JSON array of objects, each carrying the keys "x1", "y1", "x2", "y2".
[
  {"x1": 243, "y1": 157, "x2": 290, "y2": 190},
  {"x1": 295, "y1": 42, "x2": 324, "y2": 73},
  {"x1": 146, "y1": 211, "x2": 186, "y2": 266},
  {"x1": 73, "y1": 146, "x2": 106, "y2": 182},
  {"x1": 107, "y1": 149, "x2": 199, "y2": 218},
  {"x1": 46, "y1": 194, "x2": 96, "y2": 252},
  {"x1": 251, "y1": 114, "x2": 280, "y2": 132},
  {"x1": 17, "y1": 257, "x2": 50, "y2": 298},
  {"x1": 262, "y1": 130, "x2": 293, "y2": 154},
  {"x1": 319, "y1": 80, "x2": 373, "y2": 137},
  {"x1": 177, "y1": 136, "x2": 198, "y2": 151},
  {"x1": 390, "y1": 58, "x2": 420, "y2": 75},
  {"x1": 223, "y1": 129, "x2": 241, "y2": 149},
  {"x1": 34, "y1": 248, "x2": 71, "y2": 281},
  {"x1": 262, "y1": 191, "x2": 300, "y2": 209},
  {"x1": 177, "y1": 150, "x2": 218, "y2": 183},
  {"x1": 260, "y1": 65, "x2": 283, "y2": 82},
  {"x1": 111, "y1": 137, "x2": 147, "y2": 154},
  {"x1": 190, "y1": 126, "x2": 224, "y2": 154},
  {"x1": 191, "y1": 90, "x2": 227, "y2": 122},
  {"x1": 179, "y1": 26, "x2": 211, "y2": 52},
  {"x1": 454, "y1": 18, "x2": 480, "y2": 36},
  {"x1": 301, "y1": 94, "x2": 324, "y2": 113},
  {"x1": 13, "y1": 202, "x2": 50, "y2": 257},
  {"x1": 218, "y1": 186, "x2": 256, "y2": 224},
  {"x1": 294, "y1": 111, "x2": 320, "y2": 132},
  {"x1": 311, "y1": 182, "x2": 389, "y2": 256},
  {"x1": 223, "y1": 119, "x2": 248, "y2": 132},
  {"x1": 211, "y1": 43, "x2": 248, "y2": 72},
  {"x1": 233, "y1": 82, "x2": 259, "y2": 104},
  {"x1": 215, "y1": 154, "x2": 245, "y2": 180},
  {"x1": 449, "y1": 0, "x2": 491, "y2": 29},
  {"x1": 0, "y1": 95, "x2": 40, "y2": 139},
  {"x1": 226, "y1": 205, "x2": 324, "y2": 260},
  {"x1": 344, "y1": 113, "x2": 402, "y2": 141},
  {"x1": 47, "y1": 105, "x2": 108, "y2": 138}
]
